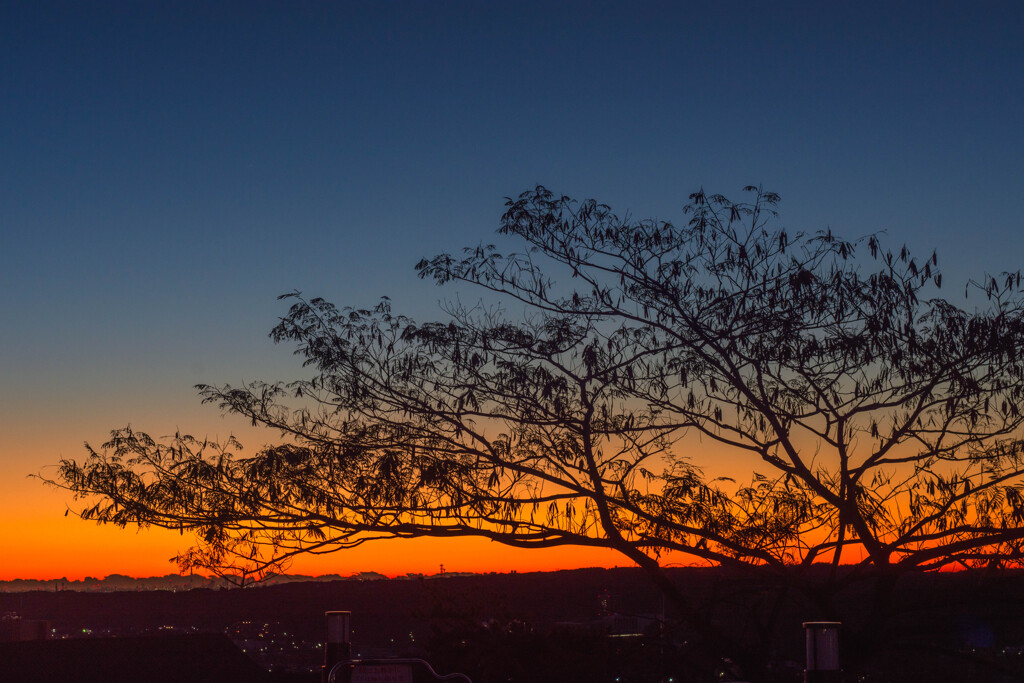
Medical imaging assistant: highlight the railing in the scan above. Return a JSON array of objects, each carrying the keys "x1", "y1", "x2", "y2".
[
  {"x1": 328, "y1": 658, "x2": 473, "y2": 683},
  {"x1": 323, "y1": 611, "x2": 472, "y2": 683}
]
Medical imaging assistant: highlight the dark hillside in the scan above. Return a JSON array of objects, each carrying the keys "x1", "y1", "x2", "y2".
[{"x1": 4, "y1": 567, "x2": 1024, "y2": 682}]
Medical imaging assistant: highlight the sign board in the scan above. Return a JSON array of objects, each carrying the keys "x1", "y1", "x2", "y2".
[{"x1": 350, "y1": 663, "x2": 414, "y2": 683}]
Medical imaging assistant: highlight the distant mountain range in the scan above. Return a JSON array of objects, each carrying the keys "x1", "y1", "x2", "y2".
[{"x1": 0, "y1": 570, "x2": 478, "y2": 593}]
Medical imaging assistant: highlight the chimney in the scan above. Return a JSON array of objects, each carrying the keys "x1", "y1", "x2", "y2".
[
  {"x1": 323, "y1": 611, "x2": 352, "y2": 683},
  {"x1": 803, "y1": 621, "x2": 841, "y2": 682}
]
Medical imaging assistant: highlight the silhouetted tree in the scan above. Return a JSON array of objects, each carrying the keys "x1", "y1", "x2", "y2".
[{"x1": 50, "y1": 186, "x2": 1024, "y2": 675}]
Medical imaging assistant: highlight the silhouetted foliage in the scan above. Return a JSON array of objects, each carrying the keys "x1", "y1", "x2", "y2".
[{"x1": 48, "y1": 186, "x2": 1024, "y2": 676}]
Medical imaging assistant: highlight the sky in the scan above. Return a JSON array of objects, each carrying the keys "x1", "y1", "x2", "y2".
[{"x1": 1, "y1": 0, "x2": 1022, "y2": 580}]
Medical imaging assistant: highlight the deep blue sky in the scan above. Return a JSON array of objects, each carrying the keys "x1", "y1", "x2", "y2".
[{"x1": 2, "y1": 1, "x2": 1022, "y2": 576}]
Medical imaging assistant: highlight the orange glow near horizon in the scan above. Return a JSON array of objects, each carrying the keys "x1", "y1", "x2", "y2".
[
  {"x1": 2, "y1": 482, "x2": 630, "y2": 581},
  {"x1": 4, "y1": 412, "x2": 999, "y2": 582},
  {"x1": 0, "y1": 511, "x2": 629, "y2": 582},
  {"x1": 0, "y1": 435, "x2": 832, "y2": 582},
  {"x1": 2, "y1": 419, "x2": 754, "y2": 582}
]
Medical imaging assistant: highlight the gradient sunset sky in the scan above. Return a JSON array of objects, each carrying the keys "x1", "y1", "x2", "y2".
[{"x1": 2, "y1": 1, "x2": 1022, "y2": 580}]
